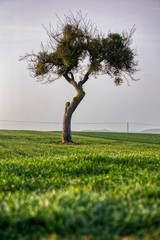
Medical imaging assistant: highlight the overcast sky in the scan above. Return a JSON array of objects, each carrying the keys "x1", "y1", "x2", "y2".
[{"x1": 0, "y1": 0, "x2": 160, "y2": 131}]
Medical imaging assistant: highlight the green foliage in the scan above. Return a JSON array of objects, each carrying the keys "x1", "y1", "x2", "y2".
[
  {"x1": 114, "y1": 77, "x2": 123, "y2": 86},
  {"x1": 0, "y1": 130, "x2": 160, "y2": 240},
  {"x1": 35, "y1": 52, "x2": 49, "y2": 76},
  {"x1": 23, "y1": 12, "x2": 138, "y2": 84},
  {"x1": 102, "y1": 33, "x2": 135, "y2": 76}
]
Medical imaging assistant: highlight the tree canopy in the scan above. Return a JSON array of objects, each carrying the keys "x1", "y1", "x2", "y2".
[{"x1": 22, "y1": 11, "x2": 138, "y2": 86}]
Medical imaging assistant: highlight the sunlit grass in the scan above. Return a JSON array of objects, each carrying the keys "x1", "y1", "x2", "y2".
[{"x1": 0, "y1": 130, "x2": 160, "y2": 239}]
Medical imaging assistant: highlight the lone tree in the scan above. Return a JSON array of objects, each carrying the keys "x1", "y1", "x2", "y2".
[{"x1": 21, "y1": 11, "x2": 138, "y2": 143}]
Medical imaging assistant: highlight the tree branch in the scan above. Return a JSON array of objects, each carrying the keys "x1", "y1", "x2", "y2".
[
  {"x1": 63, "y1": 73, "x2": 72, "y2": 83},
  {"x1": 68, "y1": 71, "x2": 75, "y2": 81},
  {"x1": 63, "y1": 73, "x2": 80, "y2": 93},
  {"x1": 78, "y1": 71, "x2": 90, "y2": 86}
]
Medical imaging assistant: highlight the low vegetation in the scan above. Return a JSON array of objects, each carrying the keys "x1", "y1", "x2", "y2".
[{"x1": 0, "y1": 130, "x2": 160, "y2": 240}]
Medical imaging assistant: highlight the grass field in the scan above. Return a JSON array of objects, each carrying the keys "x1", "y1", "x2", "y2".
[{"x1": 0, "y1": 130, "x2": 160, "y2": 240}]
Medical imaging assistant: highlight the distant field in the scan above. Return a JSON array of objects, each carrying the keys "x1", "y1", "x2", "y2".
[{"x1": 0, "y1": 130, "x2": 160, "y2": 240}]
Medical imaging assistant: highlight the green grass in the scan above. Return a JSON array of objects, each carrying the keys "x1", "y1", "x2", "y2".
[{"x1": 0, "y1": 130, "x2": 160, "y2": 240}]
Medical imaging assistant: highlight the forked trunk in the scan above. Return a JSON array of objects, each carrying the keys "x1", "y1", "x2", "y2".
[{"x1": 62, "y1": 87, "x2": 85, "y2": 143}]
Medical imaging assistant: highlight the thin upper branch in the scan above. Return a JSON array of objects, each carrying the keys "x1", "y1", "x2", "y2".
[
  {"x1": 63, "y1": 73, "x2": 80, "y2": 92},
  {"x1": 78, "y1": 71, "x2": 90, "y2": 86},
  {"x1": 63, "y1": 73, "x2": 72, "y2": 83}
]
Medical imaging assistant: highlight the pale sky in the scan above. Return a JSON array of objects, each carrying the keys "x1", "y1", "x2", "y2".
[{"x1": 0, "y1": 0, "x2": 160, "y2": 132}]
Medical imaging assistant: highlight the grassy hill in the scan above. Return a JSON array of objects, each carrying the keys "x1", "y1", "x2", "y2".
[{"x1": 0, "y1": 130, "x2": 160, "y2": 240}]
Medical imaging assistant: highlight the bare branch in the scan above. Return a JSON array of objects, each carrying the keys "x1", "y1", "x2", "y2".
[{"x1": 78, "y1": 71, "x2": 90, "y2": 86}]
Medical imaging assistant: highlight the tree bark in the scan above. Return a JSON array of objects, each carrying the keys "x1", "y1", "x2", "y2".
[{"x1": 62, "y1": 86, "x2": 85, "y2": 143}]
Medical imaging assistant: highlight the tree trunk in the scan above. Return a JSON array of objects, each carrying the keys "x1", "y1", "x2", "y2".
[{"x1": 62, "y1": 87, "x2": 85, "y2": 143}]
